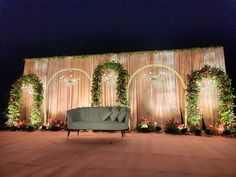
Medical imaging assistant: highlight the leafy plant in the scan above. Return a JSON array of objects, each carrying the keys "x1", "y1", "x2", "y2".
[
  {"x1": 6, "y1": 74, "x2": 43, "y2": 127},
  {"x1": 181, "y1": 128, "x2": 188, "y2": 134},
  {"x1": 137, "y1": 116, "x2": 154, "y2": 132},
  {"x1": 155, "y1": 126, "x2": 162, "y2": 132},
  {"x1": 47, "y1": 118, "x2": 66, "y2": 131},
  {"x1": 91, "y1": 61, "x2": 128, "y2": 106},
  {"x1": 164, "y1": 118, "x2": 182, "y2": 134},
  {"x1": 14, "y1": 120, "x2": 35, "y2": 131},
  {"x1": 223, "y1": 129, "x2": 231, "y2": 136},
  {"x1": 186, "y1": 65, "x2": 235, "y2": 129},
  {"x1": 194, "y1": 128, "x2": 202, "y2": 136},
  {"x1": 205, "y1": 128, "x2": 214, "y2": 135}
]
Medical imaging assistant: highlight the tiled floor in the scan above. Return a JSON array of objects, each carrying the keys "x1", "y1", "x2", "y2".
[{"x1": 0, "y1": 131, "x2": 236, "y2": 177}]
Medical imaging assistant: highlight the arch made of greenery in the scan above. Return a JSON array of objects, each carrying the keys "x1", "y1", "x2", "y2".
[
  {"x1": 91, "y1": 61, "x2": 129, "y2": 107},
  {"x1": 7, "y1": 74, "x2": 43, "y2": 127},
  {"x1": 186, "y1": 64, "x2": 235, "y2": 127},
  {"x1": 43, "y1": 68, "x2": 92, "y2": 124},
  {"x1": 127, "y1": 64, "x2": 187, "y2": 126}
]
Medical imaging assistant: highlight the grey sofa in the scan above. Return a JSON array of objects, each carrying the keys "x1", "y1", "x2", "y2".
[{"x1": 66, "y1": 106, "x2": 130, "y2": 138}]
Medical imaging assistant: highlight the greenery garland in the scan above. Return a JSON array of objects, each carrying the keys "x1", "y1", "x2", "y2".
[
  {"x1": 26, "y1": 46, "x2": 222, "y2": 61},
  {"x1": 186, "y1": 65, "x2": 235, "y2": 128},
  {"x1": 91, "y1": 61, "x2": 128, "y2": 106},
  {"x1": 7, "y1": 74, "x2": 43, "y2": 127}
]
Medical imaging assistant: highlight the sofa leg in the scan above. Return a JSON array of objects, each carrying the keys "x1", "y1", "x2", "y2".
[
  {"x1": 67, "y1": 130, "x2": 70, "y2": 139},
  {"x1": 77, "y1": 130, "x2": 80, "y2": 136},
  {"x1": 121, "y1": 130, "x2": 125, "y2": 139}
]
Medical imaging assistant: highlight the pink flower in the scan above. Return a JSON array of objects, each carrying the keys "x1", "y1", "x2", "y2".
[
  {"x1": 216, "y1": 124, "x2": 225, "y2": 133},
  {"x1": 178, "y1": 124, "x2": 184, "y2": 130},
  {"x1": 15, "y1": 120, "x2": 27, "y2": 128},
  {"x1": 206, "y1": 124, "x2": 213, "y2": 129}
]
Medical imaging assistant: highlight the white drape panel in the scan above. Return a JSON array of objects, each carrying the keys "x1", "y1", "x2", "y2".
[{"x1": 22, "y1": 47, "x2": 225, "y2": 129}]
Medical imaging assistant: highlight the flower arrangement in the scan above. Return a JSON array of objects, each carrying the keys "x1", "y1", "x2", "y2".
[
  {"x1": 137, "y1": 116, "x2": 154, "y2": 132},
  {"x1": 12, "y1": 120, "x2": 35, "y2": 131},
  {"x1": 186, "y1": 65, "x2": 235, "y2": 129},
  {"x1": 15, "y1": 120, "x2": 28, "y2": 128},
  {"x1": 204, "y1": 124, "x2": 214, "y2": 135},
  {"x1": 46, "y1": 118, "x2": 66, "y2": 131},
  {"x1": 6, "y1": 74, "x2": 43, "y2": 127},
  {"x1": 91, "y1": 61, "x2": 129, "y2": 107},
  {"x1": 164, "y1": 118, "x2": 183, "y2": 134},
  {"x1": 216, "y1": 124, "x2": 225, "y2": 134}
]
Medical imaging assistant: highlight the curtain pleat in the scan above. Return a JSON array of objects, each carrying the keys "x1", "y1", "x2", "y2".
[{"x1": 22, "y1": 47, "x2": 225, "y2": 129}]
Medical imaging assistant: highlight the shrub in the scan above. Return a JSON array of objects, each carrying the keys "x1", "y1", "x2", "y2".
[
  {"x1": 205, "y1": 128, "x2": 214, "y2": 135},
  {"x1": 137, "y1": 116, "x2": 154, "y2": 133},
  {"x1": 164, "y1": 118, "x2": 182, "y2": 135},
  {"x1": 223, "y1": 129, "x2": 231, "y2": 136},
  {"x1": 47, "y1": 118, "x2": 66, "y2": 131},
  {"x1": 181, "y1": 128, "x2": 188, "y2": 134},
  {"x1": 155, "y1": 126, "x2": 162, "y2": 132},
  {"x1": 14, "y1": 120, "x2": 35, "y2": 131},
  {"x1": 194, "y1": 128, "x2": 202, "y2": 136}
]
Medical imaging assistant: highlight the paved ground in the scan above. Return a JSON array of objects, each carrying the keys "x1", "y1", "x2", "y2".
[{"x1": 0, "y1": 131, "x2": 236, "y2": 177}]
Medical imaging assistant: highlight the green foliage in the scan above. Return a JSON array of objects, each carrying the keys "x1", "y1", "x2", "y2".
[
  {"x1": 6, "y1": 74, "x2": 43, "y2": 127},
  {"x1": 27, "y1": 47, "x2": 223, "y2": 61},
  {"x1": 205, "y1": 128, "x2": 214, "y2": 135},
  {"x1": 186, "y1": 65, "x2": 235, "y2": 128},
  {"x1": 136, "y1": 116, "x2": 155, "y2": 132},
  {"x1": 137, "y1": 123, "x2": 154, "y2": 132},
  {"x1": 194, "y1": 128, "x2": 202, "y2": 136},
  {"x1": 164, "y1": 118, "x2": 182, "y2": 134},
  {"x1": 91, "y1": 61, "x2": 129, "y2": 106}
]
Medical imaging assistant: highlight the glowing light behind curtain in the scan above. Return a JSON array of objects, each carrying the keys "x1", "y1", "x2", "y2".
[
  {"x1": 197, "y1": 49, "x2": 225, "y2": 126},
  {"x1": 128, "y1": 52, "x2": 182, "y2": 128},
  {"x1": 22, "y1": 47, "x2": 225, "y2": 129},
  {"x1": 101, "y1": 70, "x2": 118, "y2": 106}
]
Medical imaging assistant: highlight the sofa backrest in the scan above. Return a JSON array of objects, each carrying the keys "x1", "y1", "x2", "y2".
[{"x1": 67, "y1": 106, "x2": 130, "y2": 123}]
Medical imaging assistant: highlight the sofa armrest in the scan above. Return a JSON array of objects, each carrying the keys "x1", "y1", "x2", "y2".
[
  {"x1": 124, "y1": 108, "x2": 131, "y2": 125},
  {"x1": 66, "y1": 114, "x2": 73, "y2": 123}
]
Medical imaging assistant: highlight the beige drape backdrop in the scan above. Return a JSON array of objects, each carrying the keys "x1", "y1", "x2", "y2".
[{"x1": 23, "y1": 47, "x2": 225, "y2": 129}]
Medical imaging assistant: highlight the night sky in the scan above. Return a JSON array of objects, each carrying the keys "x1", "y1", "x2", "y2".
[{"x1": 0, "y1": 0, "x2": 236, "y2": 111}]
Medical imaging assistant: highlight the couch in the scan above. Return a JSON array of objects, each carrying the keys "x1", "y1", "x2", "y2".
[{"x1": 66, "y1": 106, "x2": 130, "y2": 138}]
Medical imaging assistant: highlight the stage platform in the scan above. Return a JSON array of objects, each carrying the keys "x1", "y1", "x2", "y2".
[{"x1": 0, "y1": 131, "x2": 235, "y2": 177}]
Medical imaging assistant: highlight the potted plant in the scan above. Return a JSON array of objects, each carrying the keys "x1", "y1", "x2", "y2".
[
  {"x1": 137, "y1": 116, "x2": 154, "y2": 133},
  {"x1": 47, "y1": 118, "x2": 66, "y2": 131},
  {"x1": 205, "y1": 124, "x2": 214, "y2": 136},
  {"x1": 194, "y1": 128, "x2": 202, "y2": 136},
  {"x1": 164, "y1": 118, "x2": 181, "y2": 135}
]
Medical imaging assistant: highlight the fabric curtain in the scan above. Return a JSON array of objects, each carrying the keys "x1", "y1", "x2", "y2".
[{"x1": 23, "y1": 47, "x2": 225, "y2": 129}]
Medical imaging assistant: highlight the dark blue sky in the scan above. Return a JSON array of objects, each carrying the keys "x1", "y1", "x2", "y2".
[{"x1": 0, "y1": 0, "x2": 236, "y2": 110}]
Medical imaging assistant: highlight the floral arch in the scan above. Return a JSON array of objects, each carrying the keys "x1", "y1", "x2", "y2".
[
  {"x1": 7, "y1": 74, "x2": 43, "y2": 127},
  {"x1": 91, "y1": 61, "x2": 128, "y2": 106},
  {"x1": 186, "y1": 65, "x2": 235, "y2": 128}
]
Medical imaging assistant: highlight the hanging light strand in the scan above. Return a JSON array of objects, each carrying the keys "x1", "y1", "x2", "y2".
[{"x1": 59, "y1": 58, "x2": 79, "y2": 87}]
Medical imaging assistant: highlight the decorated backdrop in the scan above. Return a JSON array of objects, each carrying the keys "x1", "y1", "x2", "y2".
[{"x1": 23, "y1": 47, "x2": 226, "y2": 129}]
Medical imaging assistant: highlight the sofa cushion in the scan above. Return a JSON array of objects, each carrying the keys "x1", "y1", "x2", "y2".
[
  {"x1": 118, "y1": 108, "x2": 126, "y2": 122},
  {"x1": 68, "y1": 121, "x2": 128, "y2": 130},
  {"x1": 110, "y1": 107, "x2": 119, "y2": 121},
  {"x1": 78, "y1": 107, "x2": 100, "y2": 121},
  {"x1": 99, "y1": 108, "x2": 112, "y2": 121}
]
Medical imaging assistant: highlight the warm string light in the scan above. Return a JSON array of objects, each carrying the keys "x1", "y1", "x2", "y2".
[
  {"x1": 110, "y1": 57, "x2": 120, "y2": 63},
  {"x1": 59, "y1": 73, "x2": 80, "y2": 86},
  {"x1": 143, "y1": 71, "x2": 167, "y2": 85},
  {"x1": 21, "y1": 83, "x2": 34, "y2": 94},
  {"x1": 59, "y1": 58, "x2": 80, "y2": 87},
  {"x1": 102, "y1": 73, "x2": 117, "y2": 86},
  {"x1": 203, "y1": 52, "x2": 215, "y2": 60},
  {"x1": 197, "y1": 79, "x2": 216, "y2": 90}
]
